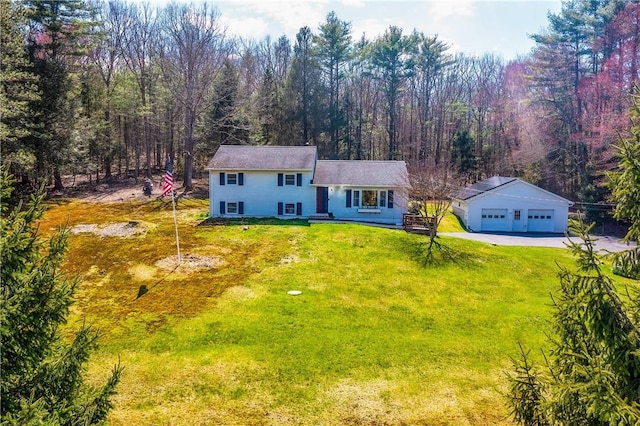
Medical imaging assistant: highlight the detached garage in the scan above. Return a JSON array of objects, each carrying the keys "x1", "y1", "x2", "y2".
[{"x1": 452, "y1": 177, "x2": 573, "y2": 233}]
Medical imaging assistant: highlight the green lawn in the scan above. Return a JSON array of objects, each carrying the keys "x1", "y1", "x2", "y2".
[{"x1": 39, "y1": 199, "x2": 625, "y2": 425}]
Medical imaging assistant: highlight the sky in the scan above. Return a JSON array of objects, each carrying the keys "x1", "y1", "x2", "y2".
[{"x1": 211, "y1": 0, "x2": 563, "y2": 60}]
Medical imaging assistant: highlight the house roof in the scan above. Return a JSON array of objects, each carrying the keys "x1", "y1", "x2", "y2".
[
  {"x1": 454, "y1": 176, "x2": 517, "y2": 200},
  {"x1": 313, "y1": 160, "x2": 410, "y2": 188},
  {"x1": 206, "y1": 145, "x2": 317, "y2": 171}
]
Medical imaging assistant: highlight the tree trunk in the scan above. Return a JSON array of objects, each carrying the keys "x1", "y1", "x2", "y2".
[
  {"x1": 183, "y1": 106, "x2": 195, "y2": 190},
  {"x1": 53, "y1": 167, "x2": 63, "y2": 190}
]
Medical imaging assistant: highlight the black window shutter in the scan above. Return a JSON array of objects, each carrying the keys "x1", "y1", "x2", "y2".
[
  {"x1": 277, "y1": 173, "x2": 283, "y2": 186},
  {"x1": 346, "y1": 189, "x2": 352, "y2": 208},
  {"x1": 239, "y1": 201, "x2": 244, "y2": 214},
  {"x1": 277, "y1": 202, "x2": 283, "y2": 215},
  {"x1": 220, "y1": 201, "x2": 226, "y2": 214},
  {"x1": 219, "y1": 172, "x2": 225, "y2": 185},
  {"x1": 388, "y1": 190, "x2": 394, "y2": 208},
  {"x1": 296, "y1": 202, "x2": 302, "y2": 216},
  {"x1": 238, "y1": 173, "x2": 244, "y2": 186},
  {"x1": 296, "y1": 173, "x2": 302, "y2": 186}
]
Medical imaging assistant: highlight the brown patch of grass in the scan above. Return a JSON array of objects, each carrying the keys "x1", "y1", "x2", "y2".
[
  {"x1": 42, "y1": 200, "x2": 296, "y2": 340},
  {"x1": 155, "y1": 254, "x2": 225, "y2": 272}
]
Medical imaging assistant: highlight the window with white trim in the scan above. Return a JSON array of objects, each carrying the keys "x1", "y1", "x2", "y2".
[
  {"x1": 285, "y1": 174, "x2": 296, "y2": 185},
  {"x1": 352, "y1": 190, "x2": 388, "y2": 208},
  {"x1": 227, "y1": 173, "x2": 238, "y2": 185},
  {"x1": 362, "y1": 190, "x2": 377, "y2": 207},
  {"x1": 284, "y1": 203, "x2": 296, "y2": 215},
  {"x1": 227, "y1": 202, "x2": 238, "y2": 214}
]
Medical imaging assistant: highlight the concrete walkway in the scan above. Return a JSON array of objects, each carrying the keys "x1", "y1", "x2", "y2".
[{"x1": 439, "y1": 232, "x2": 636, "y2": 253}]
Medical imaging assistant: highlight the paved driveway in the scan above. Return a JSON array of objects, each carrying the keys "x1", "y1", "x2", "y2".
[{"x1": 439, "y1": 232, "x2": 636, "y2": 253}]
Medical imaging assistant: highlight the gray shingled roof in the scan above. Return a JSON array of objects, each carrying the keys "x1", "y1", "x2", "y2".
[
  {"x1": 313, "y1": 160, "x2": 410, "y2": 188},
  {"x1": 206, "y1": 145, "x2": 317, "y2": 170},
  {"x1": 454, "y1": 176, "x2": 517, "y2": 200}
]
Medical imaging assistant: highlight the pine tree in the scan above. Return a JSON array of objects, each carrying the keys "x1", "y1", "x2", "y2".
[
  {"x1": 0, "y1": 167, "x2": 122, "y2": 425},
  {"x1": 24, "y1": 0, "x2": 98, "y2": 190},
  {"x1": 450, "y1": 130, "x2": 477, "y2": 178},
  {"x1": 316, "y1": 12, "x2": 351, "y2": 159},
  {"x1": 0, "y1": 0, "x2": 41, "y2": 183},
  {"x1": 608, "y1": 83, "x2": 640, "y2": 279},
  {"x1": 370, "y1": 26, "x2": 416, "y2": 160},
  {"x1": 507, "y1": 220, "x2": 640, "y2": 425}
]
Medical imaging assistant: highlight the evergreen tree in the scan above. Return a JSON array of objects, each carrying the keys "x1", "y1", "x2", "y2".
[
  {"x1": 316, "y1": 11, "x2": 351, "y2": 159},
  {"x1": 370, "y1": 26, "x2": 416, "y2": 160},
  {"x1": 608, "y1": 83, "x2": 640, "y2": 279},
  {"x1": 0, "y1": 167, "x2": 122, "y2": 425},
  {"x1": 507, "y1": 220, "x2": 640, "y2": 425},
  {"x1": 255, "y1": 63, "x2": 278, "y2": 144},
  {"x1": 0, "y1": 0, "x2": 41, "y2": 183},
  {"x1": 201, "y1": 58, "x2": 244, "y2": 152},
  {"x1": 25, "y1": 0, "x2": 98, "y2": 190},
  {"x1": 450, "y1": 129, "x2": 476, "y2": 179},
  {"x1": 284, "y1": 27, "x2": 325, "y2": 145}
]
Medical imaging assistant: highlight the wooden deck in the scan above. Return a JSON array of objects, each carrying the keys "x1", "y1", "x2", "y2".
[{"x1": 403, "y1": 214, "x2": 436, "y2": 235}]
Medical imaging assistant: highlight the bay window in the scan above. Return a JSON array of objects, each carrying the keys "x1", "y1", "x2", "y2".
[{"x1": 351, "y1": 190, "x2": 388, "y2": 209}]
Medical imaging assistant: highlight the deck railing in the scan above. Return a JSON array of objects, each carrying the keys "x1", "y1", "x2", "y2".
[{"x1": 402, "y1": 214, "x2": 437, "y2": 234}]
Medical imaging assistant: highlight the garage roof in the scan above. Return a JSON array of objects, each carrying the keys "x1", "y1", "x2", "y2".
[{"x1": 454, "y1": 176, "x2": 517, "y2": 200}]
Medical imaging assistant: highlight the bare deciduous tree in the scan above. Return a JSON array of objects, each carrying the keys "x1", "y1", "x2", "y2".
[
  {"x1": 409, "y1": 162, "x2": 463, "y2": 257},
  {"x1": 158, "y1": 2, "x2": 230, "y2": 190},
  {"x1": 121, "y1": 1, "x2": 156, "y2": 179}
]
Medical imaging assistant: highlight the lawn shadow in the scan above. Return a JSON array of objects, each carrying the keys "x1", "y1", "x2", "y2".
[
  {"x1": 452, "y1": 213, "x2": 470, "y2": 232},
  {"x1": 133, "y1": 264, "x2": 180, "y2": 301},
  {"x1": 400, "y1": 234, "x2": 478, "y2": 269}
]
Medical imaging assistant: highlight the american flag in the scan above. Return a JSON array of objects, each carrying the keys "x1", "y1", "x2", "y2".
[{"x1": 161, "y1": 157, "x2": 174, "y2": 197}]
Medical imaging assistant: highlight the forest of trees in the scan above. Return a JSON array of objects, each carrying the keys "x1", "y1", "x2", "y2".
[{"x1": 1, "y1": 0, "x2": 639, "y2": 210}]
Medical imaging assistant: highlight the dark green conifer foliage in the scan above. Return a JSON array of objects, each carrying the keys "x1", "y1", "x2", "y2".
[
  {"x1": 0, "y1": 0, "x2": 41, "y2": 181},
  {"x1": 0, "y1": 168, "x2": 122, "y2": 425},
  {"x1": 507, "y1": 221, "x2": 640, "y2": 425},
  {"x1": 450, "y1": 130, "x2": 477, "y2": 178},
  {"x1": 370, "y1": 26, "x2": 416, "y2": 160},
  {"x1": 607, "y1": 84, "x2": 640, "y2": 279},
  {"x1": 24, "y1": 0, "x2": 98, "y2": 190},
  {"x1": 316, "y1": 11, "x2": 351, "y2": 159}
]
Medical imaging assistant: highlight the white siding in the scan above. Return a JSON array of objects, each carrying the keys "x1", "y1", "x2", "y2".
[
  {"x1": 452, "y1": 201, "x2": 469, "y2": 229},
  {"x1": 326, "y1": 186, "x2": 408, "y2": 225},
  {"x1": 461, "y1": 181, "x2": 571, "y2": 233},
  {"x1": 209, "y1": 170, "x2": 315, "y2": 218}
]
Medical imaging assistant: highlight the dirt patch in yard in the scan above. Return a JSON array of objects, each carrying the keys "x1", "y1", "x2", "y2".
[
  {"x1": 45, "y1": 174, "x2": 208, "y2": 203},
  {"x1": 71, "y1": 221, "x2": 148, "y2": 238},
  {"x1": 155, "y1": 253, "x2": 226, "y2": 273}
]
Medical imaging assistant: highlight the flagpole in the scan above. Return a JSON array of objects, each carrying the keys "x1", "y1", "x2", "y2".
[
  {"x1": 170, "y1": 188, "x2": 182, "y2": 265},
  {"x1": 162, "y1": 156, "x2": 181, "y2": 266}
]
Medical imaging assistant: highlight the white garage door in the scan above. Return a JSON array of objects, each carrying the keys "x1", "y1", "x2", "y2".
[
  {"x1": 527, "y1": 209, "x2": 554, "y2": 232},
  {"x1": 481, "y1": 209, "x2": 508, "y2": 231}
]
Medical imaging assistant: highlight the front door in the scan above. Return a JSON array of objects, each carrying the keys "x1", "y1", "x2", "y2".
[{"x1": 316, "y1": 187, "x2": 329, "y2": 214}]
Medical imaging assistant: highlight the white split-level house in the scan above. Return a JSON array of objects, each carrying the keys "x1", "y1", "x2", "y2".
[
  {"x1": 206, "y1": 145, "x2": 410, "y2": 225},
  {"x1": 452, "y1": 176, "x2": 574, "y2": 233}
]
